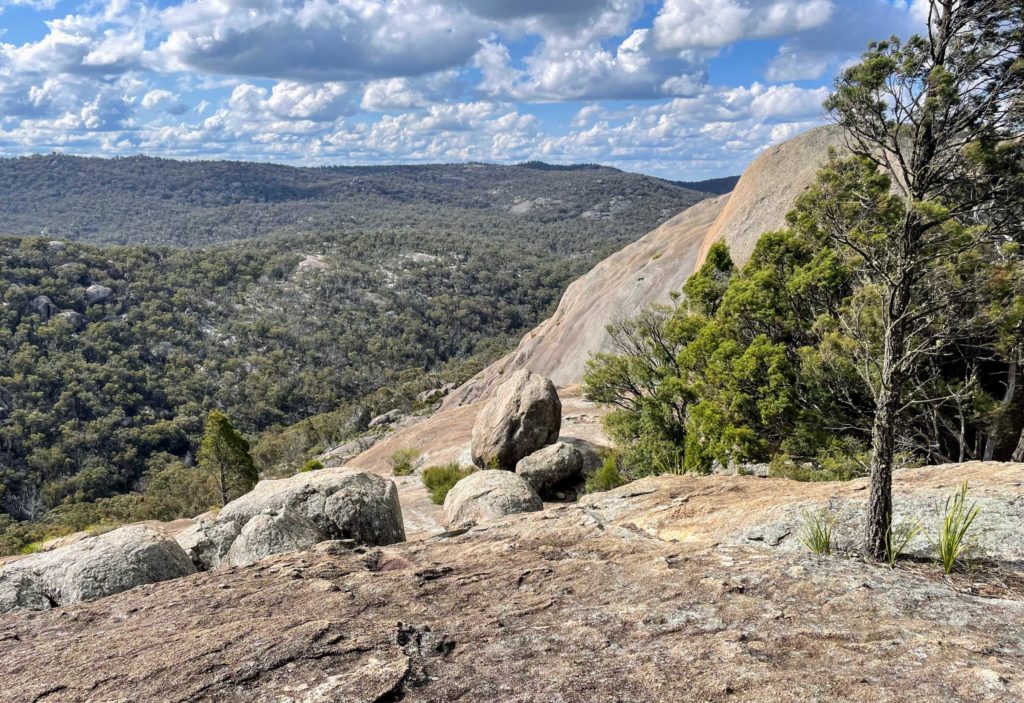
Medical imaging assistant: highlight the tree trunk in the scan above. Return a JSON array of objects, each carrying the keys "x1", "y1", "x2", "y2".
[
  {"x1": 865, "y1": 284, "x2": 910, "y2": 560},
  {"x1": 1011, "y1": 425, "x2": 1024, "y2": 463},
  {"x1": 983, "y1": 354, "x2": 1017, "y2": 461}
]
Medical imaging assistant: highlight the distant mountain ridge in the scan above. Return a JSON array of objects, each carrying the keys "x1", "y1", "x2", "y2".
[{"x1": 0, "y1": 154, "x2": 731, "y2": 247}]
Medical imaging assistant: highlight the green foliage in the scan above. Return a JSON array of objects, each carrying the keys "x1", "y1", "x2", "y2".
[
  {"x1": 884, "y1": 516, "x2": 922, "y2": 567},
  {"x1": 934, "y1": 482, "x2": 981, "y2": 574},
  {"x1": 584, "y1": 153, "x2": 1022, "y2": 482},
  {"x1": 389, "y1": 448, "x2": 420, "y2": 476},
  {"x1": 584, "y1": 453, "x2": 628, "y2": 493},
  {"x1": 198, "y1": 411, "x2": 258, "y2": 506},
  {"x1": 299, "y1": 459, "x2": 324, "y2": 473},
  {"x1": 798, "y1": 509, "x2": 836, "y2": 555},
  {"x1": 421, "y1": 463, "x2": 475, "y2": 505}
]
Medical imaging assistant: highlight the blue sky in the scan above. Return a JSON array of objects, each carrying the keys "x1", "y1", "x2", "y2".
[{"x1": 0, "y1": 0, "x2": 925, "y2": 179}]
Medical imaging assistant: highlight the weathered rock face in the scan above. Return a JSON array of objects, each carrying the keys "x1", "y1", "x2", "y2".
[
  {"x1": 0, "y1": 525, "x2": 195, "y2": 614},
  {"x1": 175, "y1": 519, "x2": 241, "y2": 571},
  {"x1": 218, "y1": 468, "x2": 405, "y2": 547},
  {"x1": 224, "y1": 510, "x2": 326, "y2": 567},
  {"x1": 470, "y1": 370, "x2": 561, "y2": 469},
  {"x1": 515, "y1": 441, "x2": 585, "y2": 494},
  {"x1": 3, "y1": 462, "x2": 1023, "y2": 703},
  {"x1": 84, "y1": 284, "x2": 113, "y2": 305},
  {"x1": 443, "y1": 470, "x2": 543, "y2": 528},
  {"x1": 369, "y1": 409, "x2": 403, "y2": 428}
]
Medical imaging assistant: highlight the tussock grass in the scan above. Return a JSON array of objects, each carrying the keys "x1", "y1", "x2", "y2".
[
  {"x1": 421, "y1": 463, "x2": 475, "y2": 505},
  {"x1": 389, "y1": 448, "x2": 421, "y2": 476},
  {"x1": 798, "y1": 509, "x2": 836, "y2": 555},
  {"x1": 934, "y1": 481, "x2": 981, "y2": 574},
  {"x1": 884, "y1": 516, "x2": 922, "y2": 567}
]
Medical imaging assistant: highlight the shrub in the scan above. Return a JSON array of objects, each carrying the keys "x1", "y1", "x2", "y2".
[
  {"x1": 300, "y1": 459, "x2": 324, "y2": 473},
  {"x1": 585, "y1": 453, "x2": 628, "y2": 493},
  {"x1": 421, "y1": 463, "x2": 474, "y2": 505},
  {"x1": 934, "y1": 481, "x2": 981, "y2": 574},
  {"x1": 798, "y1": 509, "x2": 836, "y2": 555},
  {"x1": 389, "y1": 448, "x2": 421, "y2": 476}
]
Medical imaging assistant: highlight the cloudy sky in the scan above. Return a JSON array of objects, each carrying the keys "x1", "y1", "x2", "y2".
[{"x1": 0, "y1": 0, "x2": 926, "y2": 179}]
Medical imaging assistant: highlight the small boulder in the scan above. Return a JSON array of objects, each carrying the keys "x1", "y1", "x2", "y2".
[
  {"x1": 30, "y1": 295, "x2": 60, "y2": 320},
  {"x1": 175, "y1": 519, "x2": 241, "y2": 571},
  {"x1": 515, "y1": 442, "x2": 585, "y2": 495},
  {"x1": 56, "y1": 309, "x2": 86, "y2": 331},
  {"x1": 85, "y1": 284, "x2": 113, "y2": 305},
  {"x1": 471, "y1": 370, "x2": 561, "y2": 469},
  {"x1": 224, "y1": 509, "x2": 326, "y2": 567},
  {"x1": 0, "y1": 525, "x2": 196, "y2": 614},
  {"x1": 369, "y1": 409, "x2": 403, "y2": 429},
  {"x1": 443, "y1": 470, "x2": 543, "y2": 529},
  {"x1": 217, "y1": 468, "x2": 405, "y2": 546}
]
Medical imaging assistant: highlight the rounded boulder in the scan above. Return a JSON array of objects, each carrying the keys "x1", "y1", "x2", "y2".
[
  {"x1": 443, "y1": 470, "x2": 543, "y2": 529},
  {"x1": 471, "y1": 370, "x2": 561, "y2": 470}
]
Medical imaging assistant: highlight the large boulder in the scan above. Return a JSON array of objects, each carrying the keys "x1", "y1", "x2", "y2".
[
  {"x1": 218, "y1": 468, "x2": 405, "y2": 547},
  {"x1": 515, "y1": 442, "x2": 585, "y2": 495},
  {"x1": 175, "y1": 519, "x2": 242, "y2": 571},
  {"x1": 471, "y1": 370, "x2": 561, "y2": 469},
  {"x1": 30, "y1": 295, "x2": 59, "y2": 320},
  {"x1": 368, "y1": 409, "x2": 403, "y2": 429},
  {"x1": 223, "y1": 510, "x2": 326, "y2": 567},
  {"x1": 0, "y1": 525, "x2": 196, "y2": 614},
  {"x1": 85, "y1": 284, "x2": 113, "y2": 305},
  {"x1": 443, "y1": 470, "x2": 543, "y2": 529}
]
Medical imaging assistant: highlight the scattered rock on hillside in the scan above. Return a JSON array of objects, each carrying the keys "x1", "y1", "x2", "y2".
[
  {"x1": 318, "y1": 436, "x2": 378, "y2": 468},
  {"x1": 85, "y1": 284, "x2": 113, "y2": 305},
  {"x1": 417, "y1": 383, "x2": 457, "y2": 404},
  {"x1": 218, "y1": 468, "x2": 405, "y2": 548},
  {"x1": 443, "y1": 470, "x2": 543, "y2": 528},
  {"x1": 471, "y1": 370, "x2": 561, "y2": 469},
  {"x1": 30, "y1": 295, "x2": 59, "y2": 320},
  {"x1": 56, "y1": 309, "x2": 86, "y2": 330},
  {"x1": 369, "y1": 409, "x2": 404, "y2": 429},
  {"x1": 224, "y1": 510, "x2": 326, "y2": 567},
  {"x1": 515, "y1": 441, "x2": 585, "y2": 495},
  {"x1": 0, "y1": 525, "x2": 195, "y2": 614}
]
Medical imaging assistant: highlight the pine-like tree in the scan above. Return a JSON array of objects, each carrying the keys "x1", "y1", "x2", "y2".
[{"x1": 198, "y1": 410, "x2": 259, "y2": 506}]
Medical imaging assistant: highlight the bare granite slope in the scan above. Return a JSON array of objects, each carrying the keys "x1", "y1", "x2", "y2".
[
  {"x1": 1, "y1": 462, "x2": 1021, "y2": 702},
  {"x1": 444, "y1": 125, "x2": 845, "y2": 408}
]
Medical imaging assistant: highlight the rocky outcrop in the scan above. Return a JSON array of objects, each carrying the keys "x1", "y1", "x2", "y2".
[
  {"x1": 369, "y1": 409, "x2": 404, "y2": 428},
  {"x1": 442, "y1": 470, "x2": 543, "y2": 528},
  {"x1": 56, "y1": 309, "x2": 86, "y2": 330},
  {"x1": 514, "y1": 441, "x2": 585, "y2": 494},
  {"x1": 85, "y1": 284, "x2": 113, "y2": 305},
  {"x1": 0, "y1": 525, "x2": 195, "y2": 614},
  {"x1": 218, "y1": 468, "x2": 405, "y2": 548},
  {"x1": 470, "y1": 370, "x2": 561, "y2": 469},
  {"x1": 444, "y1": 126, "x2": 846, "y2": 408},
  {"x1": 175, "y1": 519, "x2": 241, "y2": 571},
  {"x1": 223, "y1": 510, "x2": 326, "y2": 567},
  {"x1": 3, "y1": 462, "x2": 1023, "y2": 702}
]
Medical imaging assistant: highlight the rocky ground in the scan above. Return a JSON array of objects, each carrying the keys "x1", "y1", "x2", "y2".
[{"x1": 1, "y1": 462, "x2": 1021, "y2": 702}]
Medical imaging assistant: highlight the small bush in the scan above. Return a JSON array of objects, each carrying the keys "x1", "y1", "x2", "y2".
[
  {"x1": 389, "y1": 448, "x2": 421, "y2": 476},
  {"x1": 421, "y1": 463, "x2": 474, "y2": 505},
  {"x1": 934, "y1": 481, "x2": 980, "y2": 574},
  {"x1": 585, "y1": 453, "x2": 628, "y2": 493},
  {"x1": 299, "y1": 459, "x2": 324, "y2": 473},
  {"x1": 884, "y1": 516, "x2": 921, "y2": 566},
  {"x1": 798, "y1": 509, "x2": 836, "y2": 555}
]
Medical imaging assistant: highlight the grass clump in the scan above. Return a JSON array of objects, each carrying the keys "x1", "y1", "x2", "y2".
[
  {"x1": 585, "y1": 453, "x2": 628, "y2": 493},
  {"x1": 934, "y1": 481, "x2": 981, "y2": 574},
  {"x1": 421, "y1": 463, "x2": 475, "y2": 505},
  {"x1": 389, "y1": 448, "x2": 421, "y2": 476},
  {"x1": 299, "y1": 459, "x2": 324, "y2": 473},
  {"x1": 883, "y1": 516, "x2": 922, "y2": 567},
  {"x1": 798, "y1": 509, "x2": 836, "y2": 555}
]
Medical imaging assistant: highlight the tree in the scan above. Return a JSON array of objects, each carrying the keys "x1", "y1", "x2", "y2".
[
  {"x1": 197, "y1": 411, "x2": 259, "y2": 506},
  {"x1": 825, "y1": 0, "x2": 1024, "y2": 558}
]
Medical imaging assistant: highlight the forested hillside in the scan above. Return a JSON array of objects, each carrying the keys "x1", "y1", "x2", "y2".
[
  {"x1": 0, "y1": 159, "x2": 721, "y2": 549},
  {"x1": 0, "y1": 155, "x2": 711, "y2": 246}
]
